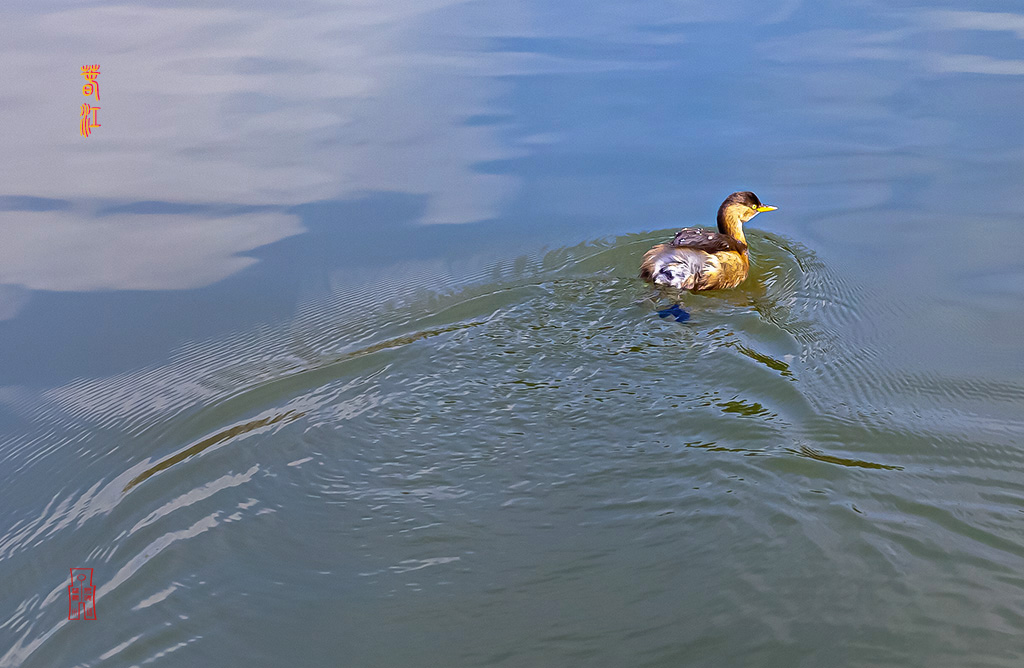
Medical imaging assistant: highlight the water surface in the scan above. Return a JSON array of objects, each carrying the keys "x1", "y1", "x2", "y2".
[{"x1": 2, "y1": 1, "x2": 1024, "y2": 666}]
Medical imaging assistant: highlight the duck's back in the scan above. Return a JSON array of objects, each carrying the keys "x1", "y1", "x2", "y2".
[{"x1": 640, "y1": 227, "x2": 749, "y2": 290}]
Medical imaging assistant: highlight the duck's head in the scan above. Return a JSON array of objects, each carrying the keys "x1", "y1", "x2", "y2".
[{"x1": 717, "y1": 191, "x2": 777, "y2": 233}]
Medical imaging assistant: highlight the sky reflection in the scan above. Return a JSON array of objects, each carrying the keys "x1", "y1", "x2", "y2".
[
  {"x1": 0, "y1": 210, "x2": 302, "y2": 291},
  {"x1": 2, "y1": 2, "x2": 515, "y2": 217},
  {"x1": 0, "y1": 0, "x2": 1023, "y2": 380}
]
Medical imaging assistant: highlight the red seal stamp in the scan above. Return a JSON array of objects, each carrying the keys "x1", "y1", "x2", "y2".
[{"x1": 68, "y1": 568, "x2": 97, "y2": 620}]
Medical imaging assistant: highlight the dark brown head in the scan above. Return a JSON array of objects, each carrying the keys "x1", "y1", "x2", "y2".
[{"x1": 716, "y1": 191, "x2": 777, "y2": 235}]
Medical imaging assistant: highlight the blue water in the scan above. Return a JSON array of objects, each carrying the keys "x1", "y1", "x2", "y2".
[{"x1": 2, "y1": 1, "x2": 1024, "y2": 666}]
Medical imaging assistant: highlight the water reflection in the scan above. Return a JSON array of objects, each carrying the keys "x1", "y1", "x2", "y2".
[
  {"x1": 1, "y1": 0, "x2": 1022, "y2": 311},
  {"x1": 1, "y1": 2, "x2": 516, "y2": 217},
  {"x1": 0, "y1": 210, "x2": 302, "y2": 291},
  {"x1": 923, "y1": 10, "x2": 1024, "y2": 39},
  {"x1": 2, "y1": 1, "x2": 1024, "y2": 666}
]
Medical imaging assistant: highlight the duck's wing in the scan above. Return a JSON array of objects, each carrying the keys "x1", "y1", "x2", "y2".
[{"x1": 671, "y1": 227, "x2": 747, "y2": 253}]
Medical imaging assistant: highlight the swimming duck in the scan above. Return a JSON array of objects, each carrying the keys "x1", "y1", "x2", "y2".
[{"x1": 639, "y1": 191, "x2": 777, "y2": 290}]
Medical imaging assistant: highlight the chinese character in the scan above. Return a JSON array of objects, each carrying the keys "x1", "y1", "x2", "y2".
[
  {"x1": 81, "y1": 64, "x2": 100, "y2": 101},
  {"x1": 80, "y1": 103, "x2": 101, "y2": 137},
  {"x1": 69, "y1": 568, "x2": 97, "y2": 620}
]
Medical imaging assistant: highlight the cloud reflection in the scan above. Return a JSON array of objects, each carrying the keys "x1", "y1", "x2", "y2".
[
  {"x1": 2, "y1": 3, "x2": 516, "y2": 218},
  {"x1": 0, "y1": 1, "x2": 522, "y2": 305},
  {"x1": 0, "y1": 0, "x2": 734, "y2": 304},
  {"x1": 921, "y1": 10, "x2": 1024, "y2": 39},
  {"x1": 928, "y1": 53, "x2": 1024, "y2": 76},
  {"x1": 0, "y1": 211, "x2": 303, "y2": 291}
]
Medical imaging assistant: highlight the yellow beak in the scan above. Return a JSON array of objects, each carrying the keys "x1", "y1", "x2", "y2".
[{"x1": 755, "y1": 205, "x2": 778, "y2": 212}]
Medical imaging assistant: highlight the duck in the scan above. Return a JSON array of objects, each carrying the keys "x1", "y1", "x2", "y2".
[{"x1": 640, "y1": 191, "x2": 777, "y2": 291}]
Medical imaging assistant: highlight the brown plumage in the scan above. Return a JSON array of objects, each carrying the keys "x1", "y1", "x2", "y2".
[{"x1": 639, "y1": 191, "x2": 777, "y2": 291}]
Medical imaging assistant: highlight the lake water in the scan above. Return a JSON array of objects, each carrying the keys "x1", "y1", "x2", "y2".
[{"x1": 2, "y1": 1, "x2": 1024, "y2": 666}]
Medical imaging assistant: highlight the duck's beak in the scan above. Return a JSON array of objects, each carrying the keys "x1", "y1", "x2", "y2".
[{"x1": 755, "y1": 205, "x2": 778, "y2": 212}]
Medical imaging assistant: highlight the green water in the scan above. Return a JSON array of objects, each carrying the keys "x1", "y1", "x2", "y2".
[{"x1": 3, "y1": 1, "x2": 1024, "y2": 666}]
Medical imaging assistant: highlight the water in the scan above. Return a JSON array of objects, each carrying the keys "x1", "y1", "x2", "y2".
[{"x1": 2, "y1": 1, "x2": 1024, "y2": 666}]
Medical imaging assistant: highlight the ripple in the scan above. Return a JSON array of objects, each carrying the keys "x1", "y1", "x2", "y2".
[{"x1": 3, "y1": 230, "x2": 1024, "y2": 668}]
